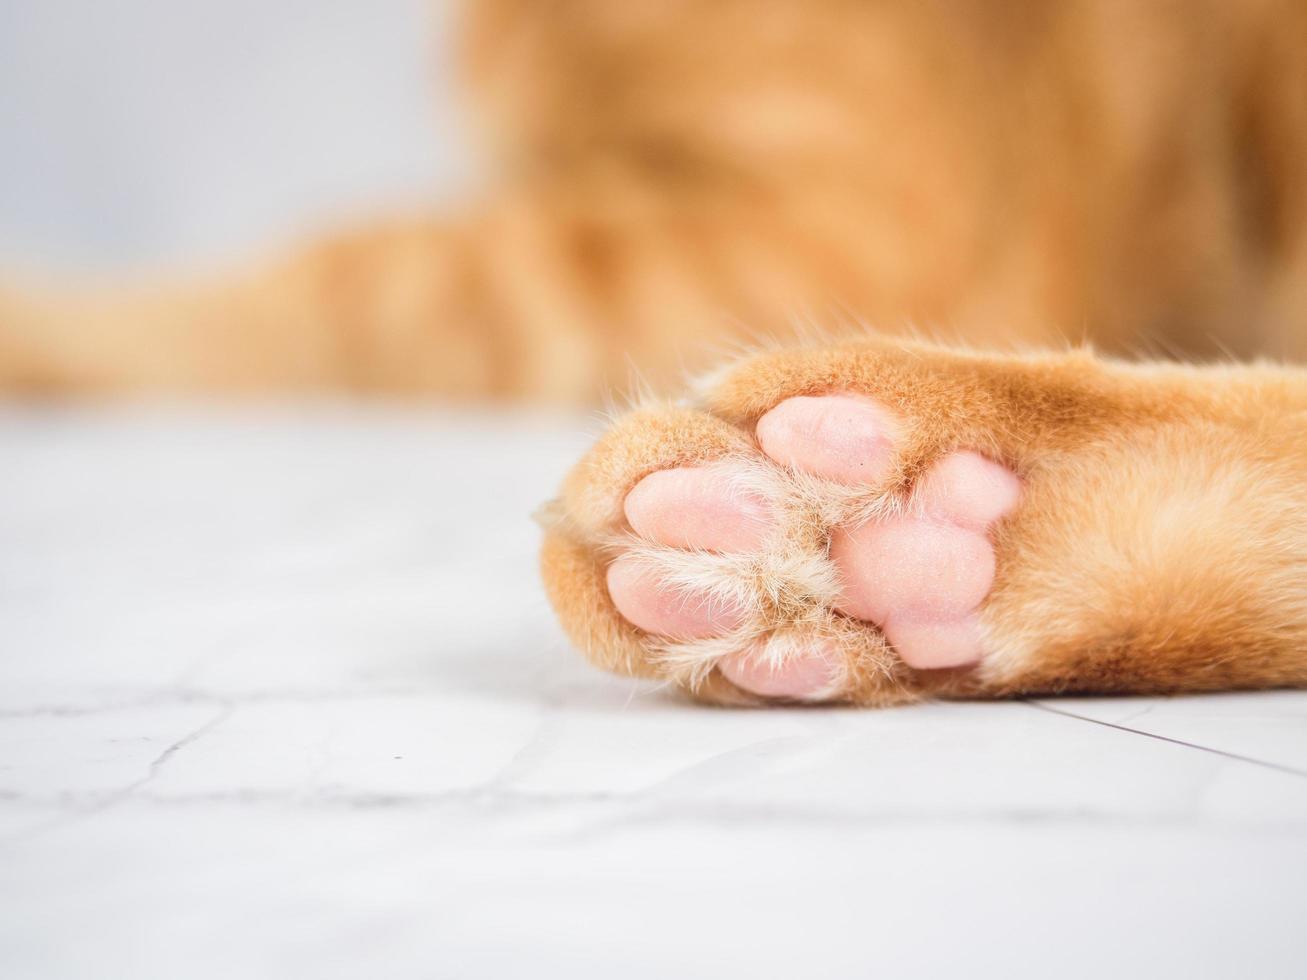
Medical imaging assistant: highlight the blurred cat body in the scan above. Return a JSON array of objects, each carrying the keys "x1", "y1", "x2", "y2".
[{"x1": 3, "y1": 0, "x2": 1306, "y2": 397}]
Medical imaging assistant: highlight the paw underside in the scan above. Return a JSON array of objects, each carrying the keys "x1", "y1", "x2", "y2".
[{"x1": 539, "y1": 339, "x2": 1307, "y2": 706}]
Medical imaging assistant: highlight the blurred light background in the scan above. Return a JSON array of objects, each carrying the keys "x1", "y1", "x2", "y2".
[
  {"x1": 0, "y1": 0, "x2": 472, "y2": 274},
  {"x1": 3, "y1": 8, "x2": 1307, "y2": 979}
]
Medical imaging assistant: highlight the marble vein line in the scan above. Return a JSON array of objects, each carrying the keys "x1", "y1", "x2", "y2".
[
  {"x1": 128, "y1": 702, "x2": 237, "y2": 792},
  {"x1": 0, "y1": 701, "x2": 236, "y2": 845},
  {"x1": 1025, "y1": 700, "x2": 1307, "y2": 778}
]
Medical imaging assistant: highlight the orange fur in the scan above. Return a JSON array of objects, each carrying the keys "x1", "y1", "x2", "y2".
[
  {"x1": 3, "y1": 0, "x2": 1306, "y2": 396},
  {"x1": 542, "y1": 338, "x2": 1307, "y2": 703}
]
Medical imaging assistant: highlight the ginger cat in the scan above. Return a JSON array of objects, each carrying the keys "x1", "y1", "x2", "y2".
[{"x1": 4, "y1": 1, "x2": 1307, "y2": 703}]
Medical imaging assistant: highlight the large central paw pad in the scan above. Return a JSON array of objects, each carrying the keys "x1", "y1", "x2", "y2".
[{"x1": 604, "y1": 393, "x2": 1021, "y2": 701}]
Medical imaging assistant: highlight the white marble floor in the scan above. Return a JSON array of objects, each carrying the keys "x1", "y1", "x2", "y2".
[{"x1": 2, "y1": 407, "x2": 1305, "y2": 979}]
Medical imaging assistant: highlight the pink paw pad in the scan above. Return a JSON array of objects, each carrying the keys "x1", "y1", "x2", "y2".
[
  {"x1": 605, "y1": 392, "x2": 1022, "y2": 697},
  {"x1": 606, "y1": 556, "x2": 747, "y2": 640},
  {"x1": 829, "y1": 451, "x2": 1019, "y2": 670},
  {"x1": 755, "y1": 394, "x2": 901, "y2": 485},
  {"x1": 717, "y1": 640, "x2": 843, "y2": 701},
  {"x1": 624, "y1": 466, "x2": 774, "y2": 553}
]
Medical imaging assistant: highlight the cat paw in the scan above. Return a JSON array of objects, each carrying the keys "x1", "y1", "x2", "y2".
[
  {"x1": 540, "y1": 340, "x2": 1037, "y2": 704},
  {"x1": 540, "y1": 337, "x2": 1307, "y2": 704},
  {"x1": 608, "y1": 394, "x2": 1021, "y2": 695}
]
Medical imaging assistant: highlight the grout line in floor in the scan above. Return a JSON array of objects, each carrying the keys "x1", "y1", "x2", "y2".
[{"x1": 1022, "y1": 700, "x2": 1307, "y2": 779}]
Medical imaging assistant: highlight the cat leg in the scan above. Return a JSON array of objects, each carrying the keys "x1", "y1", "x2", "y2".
[
  {"x1": 540, "y1": 337, "x2": 1307, "y2": 704},
  {"x1": 0, "y1": 211, "x2": 609, "y2": 401}
]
